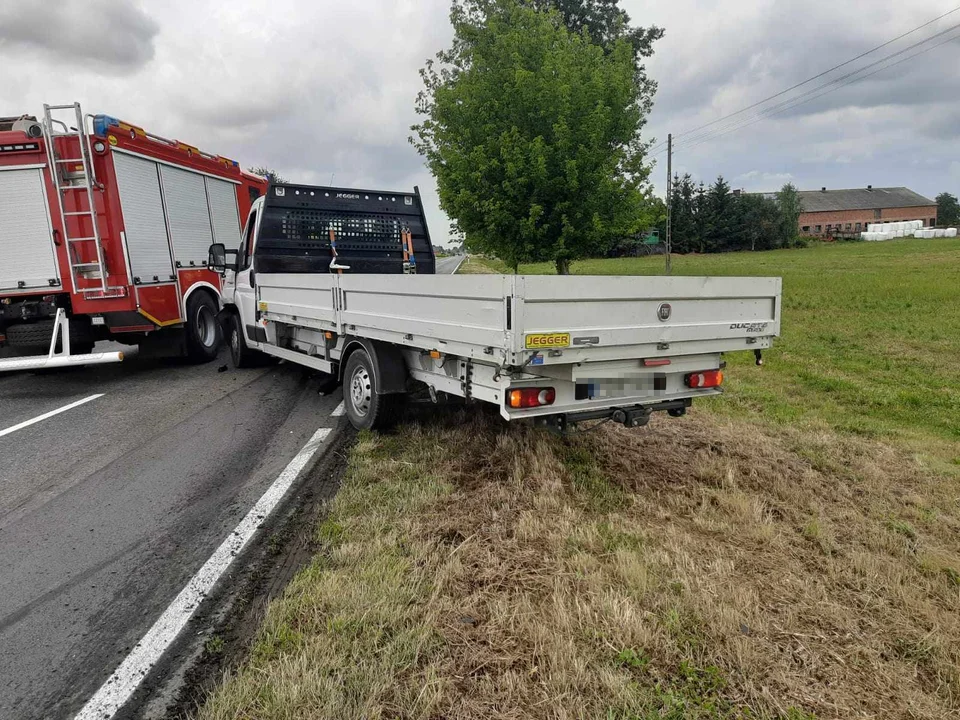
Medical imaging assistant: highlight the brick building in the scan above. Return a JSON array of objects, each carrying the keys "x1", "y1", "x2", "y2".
[{"x1": 793, "y1": 186, "x2": 936, "y2": 237}]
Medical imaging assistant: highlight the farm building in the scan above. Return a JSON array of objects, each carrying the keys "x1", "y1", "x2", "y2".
[{"x1": 791, "y1": 186, "x2": 936, "y2": 237}]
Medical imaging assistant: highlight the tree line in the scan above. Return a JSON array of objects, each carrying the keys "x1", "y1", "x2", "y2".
[{"x1": 666, "y1": 175, "x2": 804, "y2": 254}]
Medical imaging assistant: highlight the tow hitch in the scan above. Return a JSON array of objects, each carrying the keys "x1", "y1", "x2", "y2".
[
  {"x1": 611, "y1": 407, "x2": 652, "y2": 428},
  {"x1": 535, "y1": 398, "x2": 692, "y2": 435}
]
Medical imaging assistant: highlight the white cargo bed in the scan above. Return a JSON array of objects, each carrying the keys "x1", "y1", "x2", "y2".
[{"x1": 257, "y1": 273, "x2": 781, "y2": 367}]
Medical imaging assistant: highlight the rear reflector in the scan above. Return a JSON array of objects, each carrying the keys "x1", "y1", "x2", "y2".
[
  {"x1": 507, "y1": 387, "x2": 556, "y2": 409},
  {"x1": 643, "y1": 358, "x2": 671, "y2": 367},
  {"x1": 685, "y1": 370, "x2": 724, "y2": 389}
]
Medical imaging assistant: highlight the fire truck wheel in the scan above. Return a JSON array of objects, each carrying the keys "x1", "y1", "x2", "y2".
[
  {"x1": 5, "y1": 321, "x2": 95, "y2": 349},
  {"x1": 185, "y1": 292, "x2": 222, "y2": 363},
  {"x1": 342, "y1": 348, "x2": 401, "y2": 430},
  {"x1": 227, "y1": 312, "x2": 266, "y2": 368},
  {"x1": 5, "y1": 322, "x2": 57, "y2": 348}
]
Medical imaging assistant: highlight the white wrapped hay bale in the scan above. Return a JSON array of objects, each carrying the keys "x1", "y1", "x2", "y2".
[
  {"x1": 935, "y1": 229, "x2": 946, "y2": 238},
  {"x1": 946, "y1": 228, "x2": 958, "y2": 238},
  {"x1": 924, "y1": 230, "x2": 936, "y2": 239}
]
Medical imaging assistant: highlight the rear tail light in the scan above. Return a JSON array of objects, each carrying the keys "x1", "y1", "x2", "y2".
[
  {"x1": 685, "y1": 370, "x2": 724, "y2": 389},
  {"x1": 507, "y1": 387, "x2": 556, "y2": 409}
]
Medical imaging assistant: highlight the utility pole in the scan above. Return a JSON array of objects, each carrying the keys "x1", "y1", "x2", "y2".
[{"x1": 665, "y1": 133, "x2": 672, "y2": 275}]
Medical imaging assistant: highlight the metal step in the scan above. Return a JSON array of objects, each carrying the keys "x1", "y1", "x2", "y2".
[
  {"x1": 56, "y1": 157, "x2": 84, "y2": 163},
  {"x1": 63, "y1": 211, "x2": 95, "y2": 217},
  {"x1": 66, "y1": 236, "x2": 97, "y2": 243}
]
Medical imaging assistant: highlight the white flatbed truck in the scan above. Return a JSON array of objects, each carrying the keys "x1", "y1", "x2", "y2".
[{"x1": 210, "y1": 183, "x2": 781, "y2": 431}]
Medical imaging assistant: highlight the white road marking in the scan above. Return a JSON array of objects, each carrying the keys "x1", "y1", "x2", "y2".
[
  {"x1": 0, "y1": 394, "x2": 104, "y2": 439},
  {"x1": 448, "y1": 256, "x2": 465, "y2": 274},
  {"x1": 75, "y1": 426, "x2": 333, "y2": 720},
  {"x1": 332, "y1": 401, "x2": 345, "y2": 417}
]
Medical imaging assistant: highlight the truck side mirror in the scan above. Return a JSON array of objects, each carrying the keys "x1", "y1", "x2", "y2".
[{"x1": 208, "y1": 243, "x2": 227, "y2": 273}]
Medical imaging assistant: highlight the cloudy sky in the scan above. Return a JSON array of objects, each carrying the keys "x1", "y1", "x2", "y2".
[{"x1": 2, "y1": 0, "x2": 958, "y2": 245}]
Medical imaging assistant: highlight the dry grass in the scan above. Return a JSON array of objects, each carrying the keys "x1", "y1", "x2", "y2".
[{"x1": 198, "y1": 406, "x2": 960, "y2": 720}]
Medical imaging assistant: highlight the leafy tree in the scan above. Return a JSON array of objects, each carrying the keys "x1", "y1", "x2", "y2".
[
  {"x1": 524, "y1": 0, "x2": 663, "y2": 59},
  {"x1": 936, "y1": 192, "x2": 959, "y2": 227},
  {"x1": 248, "y1": 166, "x2": 287, "y2": 184},
  {"x1": 776, "y1": 183, "x2": 803, "y2": 248},
  {"x1": 412, "y1": 0, "x2": 658, "y2": 273}
]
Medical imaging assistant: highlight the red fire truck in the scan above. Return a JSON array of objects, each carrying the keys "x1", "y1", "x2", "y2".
[{"x1": 0, "y1": 102, "x2": 266, "y2": 371}]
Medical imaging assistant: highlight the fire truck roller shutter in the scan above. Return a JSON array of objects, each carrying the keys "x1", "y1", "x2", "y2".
[
  {"x1": 113, "y1": 152, "x2": 175, "y2": 283},
  {"x1": 0, "y1": 166, "x2": 60, "y2": 292},
  {"x1": 205, "y1": 176, "x2": 242, "y2": 250},
  {"x1": 159, "y1": 164, "x2": 213, "y2": 268}
]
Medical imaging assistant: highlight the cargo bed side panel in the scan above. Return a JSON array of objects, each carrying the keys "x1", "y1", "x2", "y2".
[
  {"x1": 337, "y1": 274, "x2": 510, "y2": 352},
  {"x1": 514, "y1": 275, "x2": 781, "y2": 364}
]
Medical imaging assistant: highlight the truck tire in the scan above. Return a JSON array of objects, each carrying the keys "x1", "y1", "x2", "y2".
[
  {"x1": 342, "y1": 348, "x2": 401, "y2": 430},
  {"x1": 5, "y1": 321, "x2": 56, "y2": 347},
  {"x1": 5, "y1": 319, "x2": 95, "y2": 351},
  {"x1": 227, "y1": 312, "x2": 267, "y2": 368},
  {"x1": 185, "y1": 292, "x2": 221, "y2": 363}
]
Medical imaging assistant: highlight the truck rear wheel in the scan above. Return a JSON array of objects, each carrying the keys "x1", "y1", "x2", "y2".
[
  {"x1": 185, "y1": 292, "x2": 221, "y2": 363},
  {"x1": 343, "y1": 348, "x2": 400, "y2": 430}
]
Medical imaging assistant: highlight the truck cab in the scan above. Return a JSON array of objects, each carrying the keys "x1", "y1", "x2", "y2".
[{"x1": 211, "y1": 183, "x2": 436, "y2": 368}]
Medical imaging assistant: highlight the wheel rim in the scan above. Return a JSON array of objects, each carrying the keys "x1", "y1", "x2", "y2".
[
  {"x1": 195, "y1": 305, "x2": 217, "y2": 347},
  {"x1": 231, "y1": 325, "x2": 241, "y2": 357},
  {"x1": 349, "y1": 364, "x2": 372, "y2": 417}
]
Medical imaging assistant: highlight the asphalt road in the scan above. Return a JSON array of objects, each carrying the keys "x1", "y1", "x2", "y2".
[
  {"x1": 435, "y1": 254, "x2": 464, "y2": 275},
  {"x1": 0, "y1": 257, "x2": 462, "y2": 719},
  {"x1": 0, "y1": 349, "x2": 340, "y2": 719}
]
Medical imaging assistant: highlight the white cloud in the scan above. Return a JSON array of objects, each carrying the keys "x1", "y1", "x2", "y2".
[
  {"x1": 0, "y1": 0, "x2": 158, "y2": 70},
  {"x1": 732, "y1": 170, "x2": 794, "y2": 191}
]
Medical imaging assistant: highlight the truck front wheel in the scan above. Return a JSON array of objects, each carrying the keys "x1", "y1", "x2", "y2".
[
  {"x1": 185, "y1": 292, "x2": 221, "y2": 363},
  {"x1": 343, "y1": 348, "x2": 400, "y2": 430},
  {"x1": 227, "y1": 312, "x2": 266, "y2": 368}
]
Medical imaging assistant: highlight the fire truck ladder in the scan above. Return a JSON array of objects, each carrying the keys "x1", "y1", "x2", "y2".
[{"x1": 41, "y1": 102, "x2": 110, "y2": 293}]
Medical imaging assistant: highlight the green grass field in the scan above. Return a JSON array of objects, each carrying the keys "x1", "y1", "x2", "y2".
[{"x1": 469, "y1": 240, "x2": 960, "y2": 467}]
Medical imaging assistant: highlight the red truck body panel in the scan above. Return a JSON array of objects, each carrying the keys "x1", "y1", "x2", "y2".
[{"x1": 0, "y1": 109, "x2": 266, "y2": 337}]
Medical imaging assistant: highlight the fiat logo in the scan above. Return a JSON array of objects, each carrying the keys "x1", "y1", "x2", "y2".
[{"x1": 657, "y1": 303, "x2": 672, "y2": 321}]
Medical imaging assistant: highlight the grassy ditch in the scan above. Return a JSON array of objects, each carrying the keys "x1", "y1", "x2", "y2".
[{"x1": 199, "y1": 406, "x2": 960, "y2": 719}]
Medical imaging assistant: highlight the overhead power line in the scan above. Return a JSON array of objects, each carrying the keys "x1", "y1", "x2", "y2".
[
  {"x1": 676, "y1": 27, "x2": 960, "y2": 153},
  {"x1": 671, "y1": 4, "x2": 960, "y2": 143},
  {"x1": 671, "y1": 17, "x2": 960, "y2": 152},
  {"x1": 648, "y1": 5, "x2": 960, "y2": 158}
]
